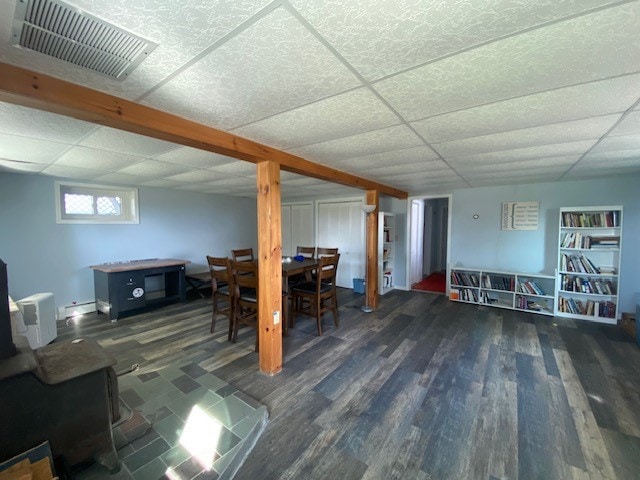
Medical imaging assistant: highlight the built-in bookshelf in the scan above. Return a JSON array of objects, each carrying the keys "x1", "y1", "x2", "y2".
[
  {"x1": 379, "y1": 212, "x2": 395, "y2": 295},
  {"x1": 450, "y1": 267, "x2": 555, "y2": 316},
  {"x1": 555, "y1": 206, "x2": 622, "y2": 324}
]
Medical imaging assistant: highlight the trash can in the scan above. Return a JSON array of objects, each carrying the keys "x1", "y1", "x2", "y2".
[{"x1": 353, "y1": 278, "x2": 365, "y2": 294}]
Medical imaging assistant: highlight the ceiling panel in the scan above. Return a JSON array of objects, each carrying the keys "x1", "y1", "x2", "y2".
[
  {"x1": 446, "y1": 140, "x2": 596, "y2": 167},
  {"x1": 164, "y1": 170, "x2": 226, "y2": 183},
  {"x1": 232, "y1": 87, "x2": 400, "y2": 149},
  {"x1": 40, "y1": 164, "x2": 107, "y2": 180},
  {"x1": 434, "y1": 116, "x2": 619, "y2": 158},
  {"x1": 590, "y1": 134, "x2": 640, "y2": 153},
  {"x1": 330, "y1": 146, "x2": 441, "y2": 171},
  {"x1": 609, "y1": 110, "x2": 640, "y2": 137},
  {"x1": 142, "y1": 7, "x2": 360, "y2": 131},
  {"x1": 469, "y1": 174, "x2": 562, "y2": 187},
  {"x1": 412, "y1": 75, "x2": 640, "y2": 144},
  {"x1": 54, "y1": 146, "x2": 145, "y2": 171},
  {"x1": 0, "y1": 102, "x2": 96, "y2": 143},
  {"x1": 93, "y1": 172, "x2": 152, "y2": 185},
  {"x1": 0, "y1": 159, "x2": 47, "y2": 173},
  {"x1": 138, "y1": 178, "x2": 187, "y2": 188},
  {"x1": 288, "y1": 125, "x2": 424, "y2": 164},
  {"x1": 456, "y1": 155, "x2": 580, "y2": 174},
  {"x1": 374, "y1": 3, "x2": 640, "y2": 120},
  {"x1": 153, "y1": 147, "x2": 236, "y2": 169},
  {"x1": 0, "y1": 133, "x2": 70, "y2": 164},
  {"x1": 209, "y1": 161, "x2": 256, "y2": 176},
  {"x1": 116, "y1": 160, "x2": 191, "y2": 177},
  {"x1": 290, "y1": 0, "x2": 620, "y2": 81},
  {"x1": 79, "y1": 126, "x2": 177, "y2": 157}
]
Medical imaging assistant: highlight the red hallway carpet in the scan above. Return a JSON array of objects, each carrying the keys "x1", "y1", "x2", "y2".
[{"x1": 412, "y1": 272, "x2": 446, "y2": 293}]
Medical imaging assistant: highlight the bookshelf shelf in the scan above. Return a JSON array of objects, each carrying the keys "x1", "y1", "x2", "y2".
[
  {"x1": 555, "y1": 206, "x2": 622, "y2": 324},
  {"x1": 379, "y1": 212, "x2": 395, "y2": 295},
  {"x1": 450, "y1": 267, "x2": 555, "y2": 316}
]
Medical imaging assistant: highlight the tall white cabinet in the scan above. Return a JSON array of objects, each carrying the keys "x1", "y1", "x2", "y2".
[
  {"x1": 379, "y1": 212, "x2": 395, "y2": 295},
  {"x1": 555, "y1": 206, "x2": 622, "y2": 324},
  {"x1": 281, "y1": 203, "x2": 313, "y2": 257}
]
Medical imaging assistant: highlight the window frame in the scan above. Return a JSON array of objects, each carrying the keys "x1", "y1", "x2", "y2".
[{"x1": 55, "y1": 181, "x2": 139, "y2": 224}]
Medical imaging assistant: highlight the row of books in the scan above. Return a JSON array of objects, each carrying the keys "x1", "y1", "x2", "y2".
[
  {"x1": 516, "y1": 280, "x2": 546, "y2": 296},
  {"x1": 560, "y1": 232, "x2": 620, "y2": 249},
  {"x1": 451, "y1": 271, "x2": 480, "y2": 287},
  {"x1": 516, "y1": 296, "x2": 549, "y2": 312},
  {"x1": 482, "y1": 274, "x2": 515, "y2": 292},
  {"x1": 450, "y1": 288, "x2": 478, "y2": 302},
  {"x1": 561, "y1": 211, "x2": 620, "y2": 228},
  {"x1": 560, "y1": 253, "x2": 600, "y2": 274},
  {"x1": 558, "y1": 296, "x2": 616, "y2": 318},
  {"x1": 479, "y1": 292, "x2": 499, "y2": 304},
  {"x1": 560, "y1": 276, "x2": 616, "y2": 295}
]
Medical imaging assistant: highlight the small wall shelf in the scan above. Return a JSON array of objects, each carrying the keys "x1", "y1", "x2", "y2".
[{"x1": 450, "y1": 267, "x2": 555, "y2": 316}]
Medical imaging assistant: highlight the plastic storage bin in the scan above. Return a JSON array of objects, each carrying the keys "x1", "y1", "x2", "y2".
[{"x1": 353, "y1": 278, "x2": 365, "y2": 294}]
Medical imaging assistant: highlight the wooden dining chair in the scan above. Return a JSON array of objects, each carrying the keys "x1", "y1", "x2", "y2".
[
  {"x1": 206, "y1": 256, "x2": 234, "y2": 339},
  {"x1": 230, "y1": 260, "x2": 259, "y2": 350},
  {"x1": 290, "y1": 254, "x2": 340, "y2": 336},
  {"x1": 232, "y1": 248, "x2": 254, "y2": 262}
]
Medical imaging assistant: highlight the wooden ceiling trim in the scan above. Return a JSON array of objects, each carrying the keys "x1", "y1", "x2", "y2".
[{"x1": 0, "y1": 62, "x2": 408, "y2": 199}]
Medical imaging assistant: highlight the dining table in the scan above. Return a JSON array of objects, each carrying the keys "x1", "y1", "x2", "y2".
[{"x1": 281, "y1": 257, "x2": 318, "y2": 294}]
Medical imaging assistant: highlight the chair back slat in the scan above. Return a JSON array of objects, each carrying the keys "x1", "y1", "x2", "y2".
[
  {"x1": 296, "y1": 246, "x2": 315, "y2": 259},
  {"x1": 232, "y1": 248, "x2": 254, "y2": 262},
  {"x1": 316, "y1": 247, "x2": 338, "y2": 258}
]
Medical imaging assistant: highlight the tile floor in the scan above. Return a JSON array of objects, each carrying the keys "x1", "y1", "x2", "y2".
[{"x1": 74, "y1": 365, "x2": 267, "y2": 480}]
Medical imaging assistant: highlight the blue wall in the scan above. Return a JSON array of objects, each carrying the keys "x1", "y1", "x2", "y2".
[
  {"x1": 449, "y1": 175, "x2": 640, "y2": 313},
  {"x1": 0, "y1": 173, "x2": 258, "y2": 306}
]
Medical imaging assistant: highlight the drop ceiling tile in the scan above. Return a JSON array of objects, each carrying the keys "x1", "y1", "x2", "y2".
[
  {"x1": 165, "y1": 170, "x2": 225, "y2": 183},
  {"x1": 80, "y1": 126, "x2": 177, "y2": 157},
  {"x1": 40, "y1": 164, "x2": 108, "y2": 180},
  {"x1": 0, "y1": 133, "x2": 70, "y2": 164},
  {"x1": 54, "y1": 146, "x2": 144, "y2": 171},
  {"x1": 365, "y1": 160, "x2": 450, "y2": 176},
  {"x1": 232, "y1": 88, "x2": 399, "y2": 149},
  {"x1": 591, "y1": 134, "x2": 640, "y2": 153},
  {"x1": 412, "y1": 75, "x2": 640, "y2": 143},
  {"x1": 330, "y1": 146, "x2": 441, "y2": 171},
  {"x1": 288, "y1": 125, "x2": 423, "y2": 164},
  {"x1": 93, "y1": 173, "x2": 150, "y2": 185},
  {"x1": 566, "y1": 157, "x2": 640, "y2": 177},
  {"x1": 0, "y1": 102, "x2": 97, "y2": 143},
  {"x1": 143, "y1": 7, "x2": 360, "y2": 130},
  {"x1": 281, "y1": 176, "x2": 325, "y2": 187},
  {"x1": 434, "y1": 116, "x2": 618, "y2": 158},
  {"x1": 207, "y1": 176, "x2": 259, "y2": 188},
  {"x1": 0, "y1": 159, "x2": 47, "y2": 173},
  {"x1": 581, "y1": 148, "x2": 640, "y2": 163},
  {"x1": 139, "y1": 179, "x2": 186, "y2": 188},
  {"x1": 381, "y1": 169, "x2": 461, "y2": 183},
  {"x1": 375, "y1": 3, "x2": 640, "y2": 120},
  {"x1": 463, "y1": 165, "x2": 570, "y2": 179},
  {"x1": 154, "y1": 147, "x2": 235, "y2": 169},
  {"x1": 469, "y1": 174, "x2": 561, "y2": 187},
  {"x1": 446, "y1": 140, "x2": 595, "y2": 166},
  {"x1": 609, "y1": 111, "x2": 640, "y2": 137},
  {"x1": 116, "y1": 160, "x2": 191, "y2": 177},
  {"x1": 292, "y1": 0, "x2": 624, "y2": 81},
  {"x1": 209, "y1": 161, "x2": 256, "y2": 176},
  {"x1": 457, "y1": 155, "x2": 580, "y2": 174}
]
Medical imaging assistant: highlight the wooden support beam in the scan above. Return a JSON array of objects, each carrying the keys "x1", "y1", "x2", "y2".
[
  {"x1": 0, "y1": 62, "x2": 408, "y2": 199},
  {"x1": 365, "y1": 190, "x2": 379, "y2": 310},
  {"x1": 256, "y1": 161, "x2": 283, "y2": 375}
]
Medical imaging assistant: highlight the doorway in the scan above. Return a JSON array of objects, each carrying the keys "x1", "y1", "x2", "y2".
[{"x1": 408, "y1": 195, "x2": 451, "y2": 294}]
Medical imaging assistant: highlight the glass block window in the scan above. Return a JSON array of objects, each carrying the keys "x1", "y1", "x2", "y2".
[{"x1": 56, "y1": 181, "x2": 138, "y2": 224}]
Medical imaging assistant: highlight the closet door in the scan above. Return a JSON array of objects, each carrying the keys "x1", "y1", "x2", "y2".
[
  {"x1": 317, "y1": 200, "x2": 364, "y2": 288},
  {"x1": 281, "y1": 205, "x2": 293, "y2": 257},
  {"x1": 282, "y1": 203, "x2": 313, "y2": 257}
]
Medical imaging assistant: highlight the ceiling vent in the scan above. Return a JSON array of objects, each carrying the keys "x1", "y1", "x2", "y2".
[{"x1": 11, "y1": 0, "x2": 158, "y2": 80}]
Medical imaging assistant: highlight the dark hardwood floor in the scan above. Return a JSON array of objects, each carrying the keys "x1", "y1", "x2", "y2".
[{"x1": 59, "y1": 288, "x2": 640, "y2": 479}]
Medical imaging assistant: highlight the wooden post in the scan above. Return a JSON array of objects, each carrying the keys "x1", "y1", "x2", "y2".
[
  {"x1": 256, "y1": 161, "x2": 283, "y2": 375},
  {"x1": 365, "y1": 190, "x2": 379, "y2": 310}
]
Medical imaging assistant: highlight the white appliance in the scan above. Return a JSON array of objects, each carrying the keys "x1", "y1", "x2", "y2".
[{"x1": 12, "y1": 292, "x2": 57, "y2": 348}]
